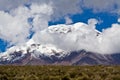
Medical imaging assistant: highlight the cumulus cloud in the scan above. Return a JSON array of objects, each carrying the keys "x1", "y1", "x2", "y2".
[
  {"x1": 118, "y1": 18, "x2": 120, "y2": 22},
  {"x1": 88, "y1": 18, "x2": 98, "y2": 29},
  {"x1": 31, "y1": 19, "x2": 120, "y2": 54},
  {"x1": 0, "y1": 3, "x2": 53, "y2": 46},
  {"x1": 0, "y1": 0, "x2": 82, "y2": 46},
  {"x1": 99, "y1": 23, "x2": 120, "y2": 53},
  {"x1": 0, "y1": 0, "x2": 120, "y2": 54},
  {"x1": 0, "y1": 10, "x2": 30, "y2": 45},
  {"x1": 65, "y1": 16, "x2": 73, "y2": 24},
  {"x1": 32, "y1": 19, "x2": 99, "y2": 53}
]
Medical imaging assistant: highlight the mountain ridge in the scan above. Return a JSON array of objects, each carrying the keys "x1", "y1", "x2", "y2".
[
  {"x1": 0, "y1": 43, "x2": 120, "y2": 65},
  {"x1": 0, "y1": 23, "x2": 120, "y2": 65}
]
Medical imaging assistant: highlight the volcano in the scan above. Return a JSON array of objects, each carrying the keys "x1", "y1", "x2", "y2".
[{"x1": 0, "y1": 23, "x2": 120, "y2": 65}]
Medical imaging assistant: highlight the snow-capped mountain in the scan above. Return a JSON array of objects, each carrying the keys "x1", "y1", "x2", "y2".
[
  {"x1": 0, "y1": 41, "x2": 120, "y2": 65},
  {"x1": 0, "y1": 39, "x2": 69, "y2": 64},
  {"x1": 0, "y1": 23, "x2": 120, "y2": 65}
]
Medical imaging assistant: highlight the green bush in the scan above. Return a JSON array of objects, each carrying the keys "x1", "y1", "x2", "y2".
[{"x1": 0, "y1": 65, "x2": 120, "y2": 80}]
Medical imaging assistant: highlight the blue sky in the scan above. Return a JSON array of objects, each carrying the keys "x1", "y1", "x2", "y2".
[
  {"x1": 0, "y1": 39, "x2": 7, "y2": 52},
  {"x1": 49, "y1": 9, "x2": 118, "y2": 31},
  {"x1": 0, "y1": 0, "x2": 120, "y2": 53},
  {"x1": 0, "y1": 9, "x2": 118, "y2": 52}
]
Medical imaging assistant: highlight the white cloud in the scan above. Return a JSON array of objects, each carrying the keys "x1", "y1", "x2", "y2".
[
  {"x1": 0, "y1": 3, "x2": 53, "y2": 46},
  {"x1": 30, "y1": 19, "x2": 120, "y2": 54},
  {"x1": 65, "y1": 16, "x2": 73, "y2": 24},
  {"x1": 118, "y1": 18, "x2": 120, "y2": 22},
  {"x1": 99, "y1": 23, "x2": 120, "y2": 53},
  {"x1": 31, "y1": 3, "x2": 53, "y2": 31},
  {"x1": 0, "y1": 1, "x2": 120, "y2": 54},
  {"x1": 0, "y1": 11, "x2": 30, "y2": 45},
  {"x1": 34, "y1": 22, "x2": 98, "y2": 53},
  {"x1": 88, "y1": 18, "x2": 98, "y2": 29}
]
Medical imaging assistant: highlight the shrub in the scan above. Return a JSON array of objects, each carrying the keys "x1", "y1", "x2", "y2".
[{"x1": 62, "y1": 75, "x2": 71, "y2": 80}]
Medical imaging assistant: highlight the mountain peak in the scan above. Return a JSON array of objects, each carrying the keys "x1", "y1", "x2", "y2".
[{"x1": 0, "y1": 23, "x2": 120, "y2": 65}]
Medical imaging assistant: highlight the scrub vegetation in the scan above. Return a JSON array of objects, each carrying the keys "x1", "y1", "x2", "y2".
[{"x1": 0, "y1": 65, "x2": 120, "y2": 80}]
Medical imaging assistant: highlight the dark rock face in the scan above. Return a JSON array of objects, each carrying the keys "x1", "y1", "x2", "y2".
[{"x1": 0, "y1": 50, "x2": 120, "y2": 65}]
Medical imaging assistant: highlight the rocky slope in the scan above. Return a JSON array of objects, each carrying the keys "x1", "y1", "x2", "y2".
[{"x1": 0, "y1": 42, "x2": 120, "y2": 65}]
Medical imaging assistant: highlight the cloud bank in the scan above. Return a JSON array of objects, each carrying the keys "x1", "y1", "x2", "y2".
[
  {"x1": 0, "y1": 3, "x2": 53, "y2": 46},
  {"x1": 0, "y1": 0, "x2": 120, "y2": 54},
  {"x1": 32, "y1": 19, "x2": 120, "y2": 54}
]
